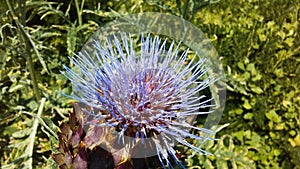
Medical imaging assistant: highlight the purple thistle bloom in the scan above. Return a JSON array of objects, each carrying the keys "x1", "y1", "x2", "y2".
[{"x1": 62, "y1": 33, "x2": 216, "y2": 168}]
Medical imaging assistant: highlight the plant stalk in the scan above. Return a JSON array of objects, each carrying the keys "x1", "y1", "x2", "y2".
[
  {"x1": 26, "y1": 97, "x2": 46, "y2": 169},
  {"x1": 74, "y1": 0, "x2": 83, "y2": 26},
  {"x1": 5, "y1": 0, "x2": 41, "y2": 101}
]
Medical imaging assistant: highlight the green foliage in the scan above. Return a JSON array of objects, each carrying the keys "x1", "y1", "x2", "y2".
[
  {"x1": 192, "y1": 0, "x2": 300, "y2": 168},
  {"x1": 0, "y1": 0, "x2": 299, "y2": 168},
  {"x1": 0, "y1": 0, "x2": 109, "y2": 168}
]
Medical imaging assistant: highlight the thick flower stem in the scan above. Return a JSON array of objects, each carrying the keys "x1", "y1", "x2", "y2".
[
  {"x1": 26, "y1": 97, "x2": 46, "y2": 169},
  {"x1": 5, "y1": 0, "x2": 41, "y2": 101}
]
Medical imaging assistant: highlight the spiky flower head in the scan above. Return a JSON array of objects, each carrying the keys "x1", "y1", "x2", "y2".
[{"x1": 62, "y1": 33, "x2": 215, "y2": 168}]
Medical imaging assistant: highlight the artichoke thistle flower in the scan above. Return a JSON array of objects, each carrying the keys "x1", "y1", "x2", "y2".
[{"x1": 60, "y1": 33, "x2": 216, "y2": 168}]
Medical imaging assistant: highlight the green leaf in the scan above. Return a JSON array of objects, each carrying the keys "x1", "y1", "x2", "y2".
[
  {"x1": 243, "y1": 113, "x2": 253, "y2": 120},
  {"x1": 277, "y1": 30, "x2": 285, "y2": 39},
  {"x1": 237, "y1": 62, "x2": 245, "y2": 70},
  {"x1": 274, "y1": 68, "x2": 284, "y2": 78},
  {"x1": 251, "y1": 86, "x2": 263, "y2": 94},
  {"x1": 275, "y1": 123, "x2": 285, "y2": 130},
  {"x1": 235, "y1": 108, "x2": 243, "y2": 115},
  {"x1": 289, "y1": 130, "x2": 296, "y2": 136},
  {"x1": 252, "y1": 73, "x2": 262, "y2": 81},
  {"x1": 9, "y1": 84, "x2": 23, "y2": 92},
  {"x1": 284, "y1": 37, "x2": 294, "y2": 47},
  {"x1": 12, "y1": 128, "x2": 32, "y2": 138},
  {"x1": 243, "y1": 99, "x2": 252, "y2": 110},
  {"x1": 266, "y1": 21, "x2": 275, "y2": 29},
  {"x1": 259, "y1": 34, "x2": 267, "y2": 42},
  {"x1": 266, "y1": 110, "x2": 281, "y2": 123},
  {"x1": 246, "y1": 132, "x2": 261, "y2": 148},
  {"x1": 246, "y1": 63, "x2": 256, "y2": 75},
  {"x1": 232, "y1": 130, "x2": 244, "y2": 143}
]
